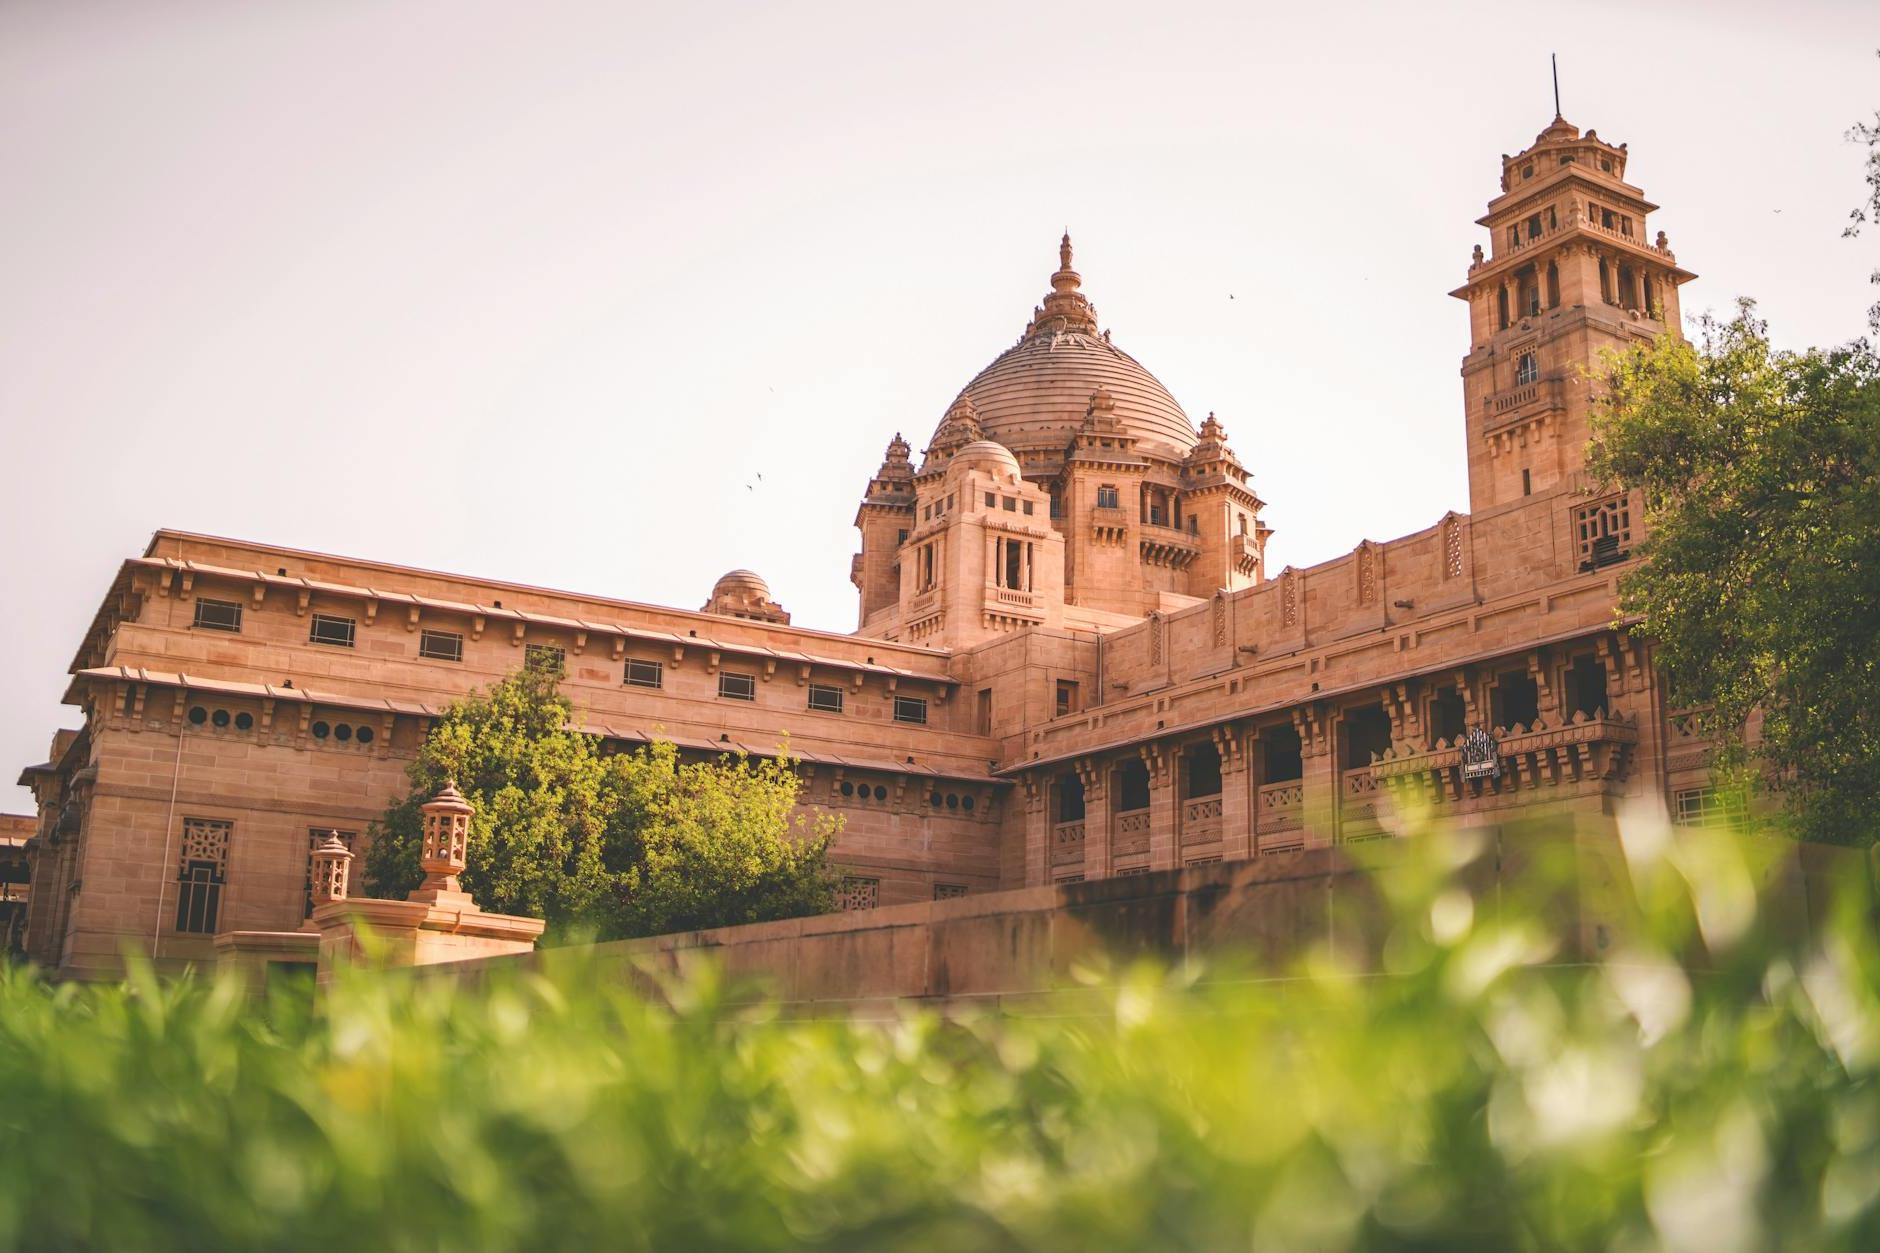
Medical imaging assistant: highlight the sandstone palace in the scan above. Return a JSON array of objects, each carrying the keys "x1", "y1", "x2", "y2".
[{"x1": 16, "y1": 113, "x2": 1718, "y2": 979}]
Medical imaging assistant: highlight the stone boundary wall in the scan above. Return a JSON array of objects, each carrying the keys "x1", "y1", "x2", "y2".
[{"x1": 436, "y1": 823, "x2": 1868, "y2": 1016}]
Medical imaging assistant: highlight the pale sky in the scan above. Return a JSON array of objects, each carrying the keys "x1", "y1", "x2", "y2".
[{"x1": 3, "y1": 0, "x2": 1874, "y2": 808}]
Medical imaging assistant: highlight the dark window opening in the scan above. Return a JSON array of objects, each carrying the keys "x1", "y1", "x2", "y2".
[
  {"x1": 1497, "y1": 286, "x2": 1510, "y2": 329},
  {"x1": 1055, "y1": 679, "x2": 1079, "y2": 717},
  {"x1": 893, "y1": 696, "x2": 928, "y2": 725},
  {"x1": 1053, "y1": 773, "x2": 1086, "y2": 824},
  {"x1": 1430, "y1": 687, "x2": 1467, "y2": 745},
  {"x1": 1262, "y1": 725, "x2": 1302, "y2": 783},
  {"x1": 1566, "y1": 655, "x2": 1608, "y2": 719},
  {"x1": 1491, "y1": 670, "x2": 1540, "y2": 731},
  {"x1": 419, "y1": 629, "x2": 464, "y2": 662},
  {"x1": 1546, "y1": 261, "x2": 1560, "y2": 308},
  {"x1": 309, "y1": 614, "x2": 356, "y2": 648},
  {"x1": 808, "y1": 684, "x2": 844, "y2": 713},
  {"x1": 1182, "y1": 743, "x2": 1222, "y2": 799},
  {"x1": 175, "y1": 862, "x2": 222, "y2": 935},
  {"x1": 1516, "y1": 351, "x2": 1539, "y2": 386},
  {"x1": 1342, "y1": 704, "x2": 1393, "y2": 770},
  {"x1": 718, "y1": 672, "x2": 757, "y2": 701},
  {"x1": 1117, "y1": 759, "x2": 1151, "y2": 812},
  {"x1": 1522, "y1": 467, "x2": 1532, "y2": 496},
  {"x1": 1096, "y1": 485, "x2": 1119, "y2": 509},
  {"x1": 193, "y1": 599, "x2": 243, "y2": 632},
  {"x1": 976, "y1": 688, "x2": 992, "y2": 735}
]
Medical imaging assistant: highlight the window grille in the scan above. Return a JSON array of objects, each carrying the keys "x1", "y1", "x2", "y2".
[
  {"x1": 525, "y1": 643, "x2": 566, "y2": 674},
  {"x1": 719, "y1": 672, "x2": 756, "y2": 701},
  {"x1": 808, "y1": 684, "x2": 844, "y2": 713},
  {"x1": 1674, "y1": 787, "x2": 1743, "y2": 829},
  {"x1": 309, "y1": 614, "x2": 356, "y2": 648},
  {"x1": 624, "y1": 659, "x2": 663, "y2": 689},
  {"x1": 419, "y1": 629, "x2": 463, "y2": 662},
  {"x1": 1575, "y1": 497, "x2": 1632, "y2": 570},
  {"x1": 934, "y1": 883, "x2": 967, "y2": 900},
  {"x1": 1443, "y1": 516, "x2": 1464, "y2": 579},
  {"x1": 836, "y1": 876, "x2": 879, "y2": 911},
  {"x1": 303, "y1": 828, "x2": 356, "y2": 917},
  {"x1": 193, "y1": 598, "x2": 243, "y2": 632},
  {"x1": 174, "y1": 817, "x2": 231, "y2": 935},
  {"x1": 893, "y1": 696, "x2": 927, "y2": 725}
]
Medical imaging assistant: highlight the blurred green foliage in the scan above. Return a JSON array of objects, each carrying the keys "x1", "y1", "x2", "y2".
[
  {"x1": 364, "y1": 653, "x2": 838, "y2": 940},
  {"x1": 2, "y1": 821, "x2": 1878, "y2": 1251}
]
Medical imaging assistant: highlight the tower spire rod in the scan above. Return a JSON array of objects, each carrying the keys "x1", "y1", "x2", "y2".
[{"x1": 1552, "y1": 53, "x2": 1561, "y2": 119}]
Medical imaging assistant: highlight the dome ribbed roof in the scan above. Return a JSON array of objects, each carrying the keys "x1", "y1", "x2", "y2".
[{"x1": 938, "y1": 235, "x2": 1196, "y2": 464}]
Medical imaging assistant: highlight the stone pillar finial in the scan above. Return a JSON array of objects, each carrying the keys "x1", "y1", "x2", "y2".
[
  {"x1": 310, "y1": 831, "x2": 353, "y2": 906},
  {"x1": 419, "y1": 779, "x2": 473, "y2": 893}
]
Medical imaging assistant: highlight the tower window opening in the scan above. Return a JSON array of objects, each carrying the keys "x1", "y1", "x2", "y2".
[
  {"x1": 1643, "y1": 275, "x2": 1657, "y2": 316},
  {"x1": 1096, "y1": 484, "x2": 1119, "y2": 510},
  {"x1": 1599, "y1": 257, "x2": 1613, "y2": 305},
  {"x1": 1516, "y1": 351, "x2": 1539, "y2": 387},
  {"x1": 1619, "y1": 264, "x2": 1638, "y2": 309},
  {"x1": 1522, "y1": 467, "x2": 1532, "y2": 496},
  {"x1": 1546, "y1": 206, "x2": 1557, "y2": 230},
  {"x1": 976, "y1": 687, "x2": 993, "y2": 734},
  {"x1": 1507, "y1": 226, "x2": 1519, "y2": 251},
  {"x1": 1055, "y1": 679, "x2": 1079, "y2": 717},
  {"x1": 1001, "y1": 496, "x2": 1016, "y2": 512},
  {"x1": 1497, "y1": 286, "x2": 1510, "y2": 330},
  {"x1": 1546, "y1": 261, "x2": 1560, "y2": 308},
  {"x1": 1238, "y1": 513, "x2": 1249, "y2": 536},
  {"x1": 1049, "y1": 487, "x2": 1062, "y2": 518},
  {"x1": 1525, "y1": 213, "x2": 1543, "y2": 240}
]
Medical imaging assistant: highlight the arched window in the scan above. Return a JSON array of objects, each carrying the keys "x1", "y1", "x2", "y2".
[
  {"x1": 1546, "y1": 261, "x2": 1560, "y2": 308},
  {"x1": 1052, "y1": 773, "x2": 1085, "y2": 824},
  {"x1": 1598, "y1": 258, "x2": 1613, "y2": 305},
  {"x1": 1182, "y1": 743, "x2": 1222, "y2": 799},
  {"x1": 1497, "y1": 286, "x2": 1510, "y2": 329},
  {"x1": 1619, "y1": 265, "x2": 1637, "y2": 310}
]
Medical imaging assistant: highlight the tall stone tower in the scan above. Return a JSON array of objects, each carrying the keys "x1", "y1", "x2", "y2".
[{"x1": 1451, "y1": 115, "x2": 1696, "y2": 513}]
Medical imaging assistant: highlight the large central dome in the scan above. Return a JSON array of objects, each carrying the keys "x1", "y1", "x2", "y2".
[{"x1": 938, "y1": 236, "x2": 1196, "y2": 464}]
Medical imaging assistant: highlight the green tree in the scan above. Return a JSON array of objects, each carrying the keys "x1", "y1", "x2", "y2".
[
  {"x1": 1587, "y1": 305, "x2": 1880, "y2": 842},
  {"x1": 365, "y1": 654, "x2": 839, "y2": 937}
]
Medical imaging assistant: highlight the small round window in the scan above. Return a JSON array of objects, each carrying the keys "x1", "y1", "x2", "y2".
[
  {"x1": 962, "y1": 795, "x2": 975, "y2": 812},
  {"x1": 356, "y1": 725, "x2": 374, "y2": 745},
  {"x1": 946, "y1": 794, "x2": 959, "y2": 810},
  {"x1": 188, "y1": 706, "x2": 208, "y2": 725},
  {"x1": 311, "y1": 721, "x2": 330, "y2": 739},
  {"x1": 211, "y1": 709, "x2": 231, "y2": 728},
  {"x1": 334, "y1": 724, "x2": 353, "y2": 742},
  {"x1": 929, "y1": 791, "x2": 943, "y2": 808},
  {"x1": 873, "y1": 785, "x2": 887, "y2": 802},
  {"x1": 839, "y1": 781, "x2": 854, "y2": 797},
  {"x1": 234, "y1": 712, "x2": 254, "y2": 731}
]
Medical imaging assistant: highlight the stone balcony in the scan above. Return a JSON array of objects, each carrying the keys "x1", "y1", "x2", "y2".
[
  {"x1": 1090, "y1": 505, "x2": 1130, "y2": 544},
  {"x1": 1139, "y1": 524, "x2": 1201, "y2": 570},
  {"x1": 1230, "y1": 533, "x2": 1260, "y2": 577},
  {"x1": 1113, "y1": 808, "x2": 1151, "y2": 865},
  {"x1": 1372, "y1": 710, "x2": 1640, "y2": 810},
  {"x1": 1050, "y1": 820, "x2": 1086, "y2": 873},
  {"x1": 1482, "y1": 378, "x2": 1566, "y2": 454}
]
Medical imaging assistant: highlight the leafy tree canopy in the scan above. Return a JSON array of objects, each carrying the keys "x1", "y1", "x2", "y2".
[
  {"x1": 1588, "y1": 304, "x2": 1880, "y2": 842},
  {"x1": 363, "y1": 656, "x2": 838, "y2": 937}
]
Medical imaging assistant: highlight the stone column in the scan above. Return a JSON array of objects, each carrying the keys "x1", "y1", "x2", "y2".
[
  {"x1": 1022, "y1": 774, "x2": 1049, "y2": 887},
  {"x1": 1079, "y1": 758, "x2": 1113, "y2": 881},
  {"x1": 1293, "y1": 705, "x2": 1337, "y2": 848},
  {"x1": 1216, "y1": 727, "x2": 1252, "y2": 862},
  {"x1": 1144, "y1": 745, "x2": 1178, "y2": 870}
]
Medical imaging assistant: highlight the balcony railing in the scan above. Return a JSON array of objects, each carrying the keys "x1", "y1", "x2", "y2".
[
  {"x1": 1256, "y1": 781, "x2": 1302, "y2": 836},
  {"x1": 989, "y1": 586, "x2": 1041, "y2": 611},
  {"x1": 1372, "y1": 710, "x2": 1640, "y2": 803},
  {"x1": 1342, "y1": 767, "x2": 1382, "y2": 827},
  {"x1": 1050, "y1": 820, "x2": 1086, "y2": 868},
  {"x1": 1230, "y1": 533, "x2": 1260, "y2": 576},
  {"x1": 1139, "y1": 525, "x2": 1201, "y2": 570},
  {"x1": 1113, "y1": 808, "x2": 1151, "y2": 859}
]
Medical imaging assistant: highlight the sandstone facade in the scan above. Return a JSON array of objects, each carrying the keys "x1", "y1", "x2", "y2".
[{"x1": 17, "y1": 113, "x2": 1729, "y2": 979}]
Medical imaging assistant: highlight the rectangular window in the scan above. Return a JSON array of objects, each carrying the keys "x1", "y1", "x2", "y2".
[
  {"x1": 1022, "y1": 500, "x2": 1034, "y2": 515},
  {"x1": 1096, "y1": 485, "x2": 1119, "y2": 509},
  {"x1": 624, "y1": 658, "x2": 664, "y2": 689},
  {"x1": 976, "y1": 688, "x2": 993, "y2": 735},
  {"x1": 934, "y1": 883, "x2": 967, "y2": 900},
  {"x1": 174, "y1": 817, "x2": 231, "y2": 935},
  {"x1": 1002, "y1": 496, "x2": 1017, "y2": 512},
  {"x1": 1055, "y1": 679, "x2": 1079, "y2": 717},
  {"x1": 837, "y1": 875, "x2": 880, "y2": 912},
  {"x1": 419, "y1": 629, "x2": 464, "y2": 662},
  {"x1": 1515, "y1": 351, "x2": 1539, "y2": 386},
  {"x1": 808, "y1": 683, "x2": 845, "y2": 713},
  {"x1": 719, "y1": 671, "x2": 757, "y2": 701},
  {"x1": 1575, "y1": 496, "x2": 1633, "y2": 570},
  {"x1": 525, "y1": 643, "x2": 566, "y2": 674},
  {"x1": 192, "y1": 598, "x2": 243, "y2": 633},
  {"x1": 893, "y1": 695, "x2": 928, "y2": 725},
  {"x1": 984, "y1": 492, "x2": 995, "y2": 508},
  {"x1": 309, "y1": 613, "x2": 356, "y2": 648}
]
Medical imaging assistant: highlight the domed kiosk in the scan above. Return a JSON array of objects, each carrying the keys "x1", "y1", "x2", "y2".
[
  {"x1": 853, "y1": 235, "x2": 1270, "y2": 642},
  {"x1": 701, "y1": 569, "x2": 791, "y2": 625}
]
